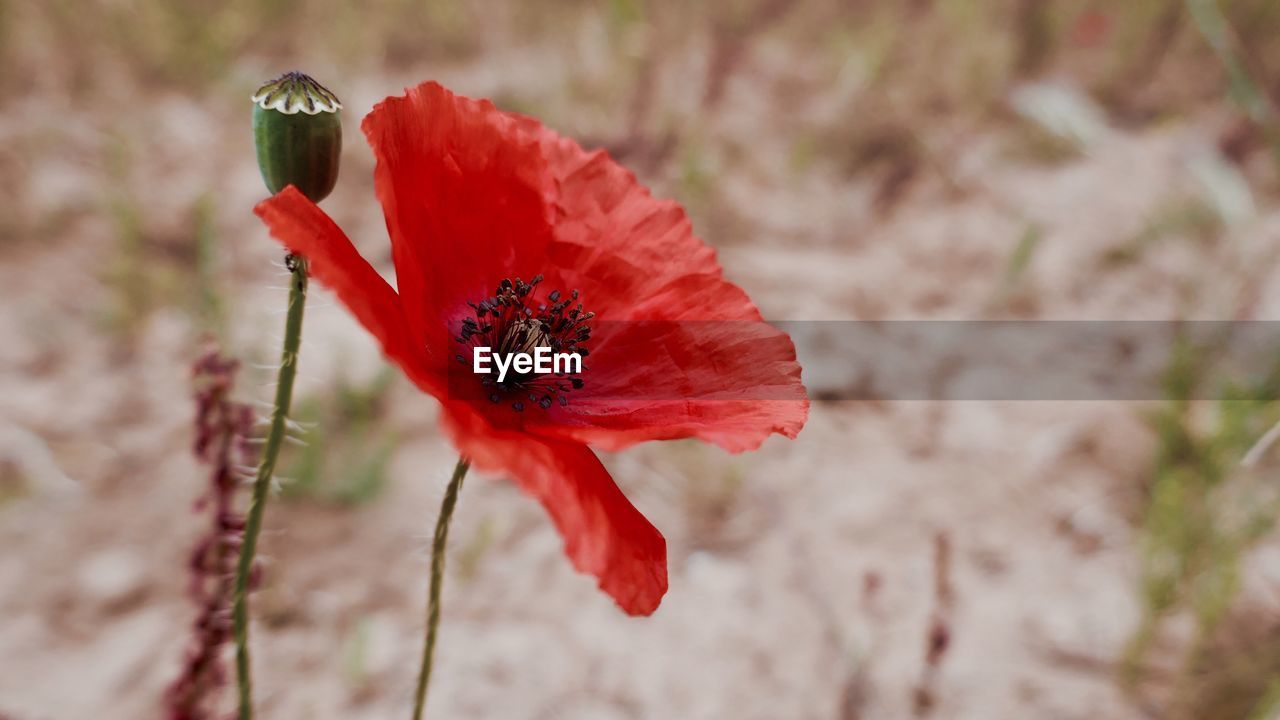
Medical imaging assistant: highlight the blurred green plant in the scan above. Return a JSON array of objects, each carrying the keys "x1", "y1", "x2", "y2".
[
  {"x1": 56, "y1": 0, "x2": 238, "y2": 87},
  {"x1": 1098, "y1": 0, "x2": 1184, "y2": 108},
  {"x1": 1166, "y1": 612, "x2": 1280, "y2": 720},
  {"x1": 607, "y1": 0, "x2": 644, "y2": 35},
  {"x1": 1012, "y1": 0, "x2": 1059, "y2": 78},
  {"x1": 1002, "y1": 222, "x2": 1042, "y2": 288},
  {"x1": 1186, "y1": 0, "x2": 1280, "y2": 179},
  {"x1": 0, "y1": 0, "x2": 10, "y2": 68},
  {"x1": 341, "y1": 615, "x2": 376, "y2": 690},
  {"x1": 788, "y1": 132, "x2": 820, "y2": 175},
  {"x1": 676, "y1": 131, "x2": 716, "y2": 219},
  {"x1": 938, "y1": 0, "x2": 1014, "y2": 104},
  {"x1": 192, "y1": 194, "x2": 226, "y2": 336},
  {"x1": 28, "y1": 0, "x2": 486, "y2": 99},
  {"x1": 279, "y1": 367, "x2": 398, "y2": 507},
  {"x1": 1250, "y1": 681, "x2": 1280, "y2": 720},
  {"x1": 455, "y1": 515, "x2": 498, "y2": 581},
  {"x1": 102, "y1": 138, "x2": 152, "y2": 342},
  {"x1": 1099, "y1": 197, "x2": 1221, "y2": 268},
  {"x1": 101, "y1": 143, "x2": 232, "y2": 343},
  {"x1": 1125, "y1": 331, "x2": 1280, "y2": 718},
  {"x1": 984, "y1": 222, "x2": 1044, "y2": 315}
]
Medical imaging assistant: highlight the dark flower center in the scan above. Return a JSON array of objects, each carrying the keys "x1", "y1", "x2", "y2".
[{"x1": 454, "y1": 274, "x2": 593, "y2": 412}]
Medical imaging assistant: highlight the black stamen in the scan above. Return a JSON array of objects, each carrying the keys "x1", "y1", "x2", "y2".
[{"x1": 455, "y1": 276, "x2": 592, "y2": 413}]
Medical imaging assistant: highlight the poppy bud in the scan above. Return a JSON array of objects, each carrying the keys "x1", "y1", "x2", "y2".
[{"x1": 251, "y1": 72, "x2": 342, "y2": 203}]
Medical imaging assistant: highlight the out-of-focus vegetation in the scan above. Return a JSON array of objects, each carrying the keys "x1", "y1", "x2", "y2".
[
  {"x1": 98, "y1": 137, "x2": 228, "y2": 348},
  {"x1": 278, "y1": 367, "x2": 398, "y2": 507},
  {"x1": 1100, "y1": 199, "x2": 1222, "y2": 269},
  {"x1": 192, "y1": 194, "x2": 226, "y2": 336},
  {"x1": 1125, "y1": 335, "x2": 1280, "y2": 718},
  {"x1": 6, "y1": 0, "x2": 1280, "y2": 255},
  {"x1": 14, "y1": 0, "x2": 486, "y2": 93},
  {"x1": 1186, "y1": 0, "x2": 1280, "y2": 178}
]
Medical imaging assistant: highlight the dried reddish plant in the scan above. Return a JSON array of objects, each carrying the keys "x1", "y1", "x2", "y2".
[
  {"x1": 164, "y1": 348, "x2": 256, "y2": 720},
  {"x1": 913, "y1": 533, "x2": 955, "y2": 716}
]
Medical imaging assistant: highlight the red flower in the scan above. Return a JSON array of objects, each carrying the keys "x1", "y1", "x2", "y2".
[{"x1": 255, "y1": 81, "x2": 807, "y2": 615}]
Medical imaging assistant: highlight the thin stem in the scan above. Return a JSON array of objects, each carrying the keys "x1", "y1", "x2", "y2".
[
  {"x1": 232, "y1": 254, "x2": 308, "y2": 720},
  {"x1": 412, "y1": 456, "x2": 471, "y2": 720}
]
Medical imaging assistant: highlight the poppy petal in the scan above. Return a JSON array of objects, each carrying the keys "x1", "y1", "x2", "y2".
[
  {"x1": 442, "y1": 403, "x2": 668, "y2": 616},
  {"x1": 520, "y1": 137, "x2": 809, "y2": 451},
  {"x1": 254, "y1": 186, "x2": 442, "y2": 393},
  {"x1": 533, "y1": 316, "x2": 808, "y2": 453},
  {"x1": 539, "y1": 138, "x2": 743, "y2": 321},
  {"x1": 361, "y1": 81, "x2": 556, "y2": 344}
]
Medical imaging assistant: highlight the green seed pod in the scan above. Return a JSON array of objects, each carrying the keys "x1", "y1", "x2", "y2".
[{"x1": 252, "y1": 72, "x2": 342, "y2": 203}]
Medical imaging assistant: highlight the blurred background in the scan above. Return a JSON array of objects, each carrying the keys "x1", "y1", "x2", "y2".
[{"x1": 5, "y1": 0, "x2": 1280, "y2": 718}]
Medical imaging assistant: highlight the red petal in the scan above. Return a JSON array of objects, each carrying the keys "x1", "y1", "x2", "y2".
[
  {"x1": 540, "y1": 138, "x2": 742, "y2": 320},
  {"x1": 532, "y1": 317, "x2": 808, "y2": 453},
  {"x1": 442, "y1": 403, "x2": 668, "y2": 616},
  {"x1": 521, "y1": 136, "x2": 808, "y2": 450},
  {"x1": 361, "y1": 81, "x2": 556, "y2": 344},
  {"x1": 254, "y1": 186, "x2": 443, "y2": 394}
]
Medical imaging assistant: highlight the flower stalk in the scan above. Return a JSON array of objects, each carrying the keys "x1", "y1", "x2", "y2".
[
  {"x1": 233, "y1": 71, "x2": 340, "y2": 719},
  {"x1": 231, "y1": 254, "x2": 308, "y2": 719},
  {"x1": 412, "y1": 456, "x2": 471, "y2": 720}
]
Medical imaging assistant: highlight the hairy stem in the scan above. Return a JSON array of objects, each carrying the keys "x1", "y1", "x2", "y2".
[
  {"x1": 412, "y1": 456, "x2": 471, "y2": 720},
  {"x1": 232, "y1": 254, "x2": 308, "y2": 720}
]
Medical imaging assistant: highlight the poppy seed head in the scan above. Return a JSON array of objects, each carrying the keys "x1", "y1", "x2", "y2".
[
  {"x1": 251, "y1": 71, "x2": 342, "y2": 115},
  {"x1": 252, "y1": 71, "x2": 342, "y2": 202}
]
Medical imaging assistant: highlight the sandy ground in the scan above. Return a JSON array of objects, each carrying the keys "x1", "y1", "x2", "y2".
[{"x1": 4, "y1": 7, "x2": 1280, "y2": 719}]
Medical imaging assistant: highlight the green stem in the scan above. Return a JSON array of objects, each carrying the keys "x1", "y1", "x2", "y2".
[
  {"x1": 412, "y1": 456, "x2": 471, "y2": 720},
  {"x1": 232, "y1": 254, "x2": 308, "y2": 720}
]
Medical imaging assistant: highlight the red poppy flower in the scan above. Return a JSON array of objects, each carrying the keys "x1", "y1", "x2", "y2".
[{"x1": 254, "y1": 81, "x2": 807, "y2": 615}]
